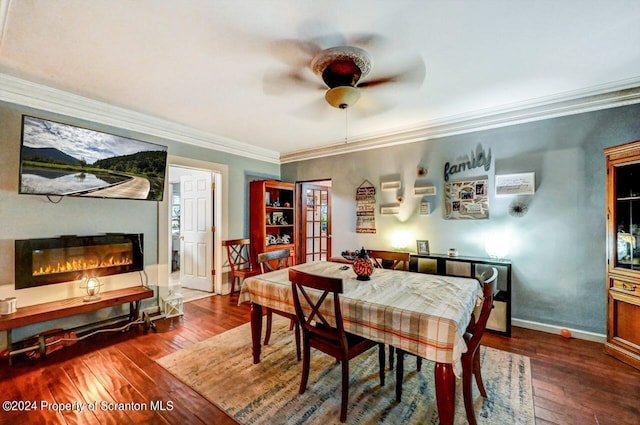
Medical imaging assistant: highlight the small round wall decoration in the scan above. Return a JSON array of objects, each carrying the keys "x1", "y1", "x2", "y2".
[{"x1": 509, "y1": 201, "x2": 528, "y2": 217}]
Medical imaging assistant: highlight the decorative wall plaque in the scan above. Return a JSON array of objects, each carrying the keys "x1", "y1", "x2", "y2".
[{"x1": 444, "y1": 177, "x2": 489, "y2": 219}]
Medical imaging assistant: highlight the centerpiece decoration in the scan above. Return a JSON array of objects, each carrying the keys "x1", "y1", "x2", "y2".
[{"x1": 342, "y1": 247, "x2": 375, "y2": 281}]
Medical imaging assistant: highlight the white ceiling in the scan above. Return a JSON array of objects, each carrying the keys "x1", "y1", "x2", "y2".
[{"x1": 1, "y1": 1, "x2": 640, "y2": 164}]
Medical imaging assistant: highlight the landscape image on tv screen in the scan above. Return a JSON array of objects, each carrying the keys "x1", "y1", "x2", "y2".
[{"x1": 19, "y1": 116, "x2": 168, "y2": 201}]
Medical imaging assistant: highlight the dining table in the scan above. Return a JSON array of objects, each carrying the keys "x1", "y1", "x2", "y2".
[{"x1": 239, "y1": 260, "x2": 482, "y2": 425}]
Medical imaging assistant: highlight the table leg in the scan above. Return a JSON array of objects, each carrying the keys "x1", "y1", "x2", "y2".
[
  {"x1": 251, "y1": 302, "x2": 263, "y2": 364},
  {"x1": 434, "y1": 362, "x2": 455, "y2": 425},
  {"x1": 7, "y1": 329, "x2": 12, "y2": 365}
]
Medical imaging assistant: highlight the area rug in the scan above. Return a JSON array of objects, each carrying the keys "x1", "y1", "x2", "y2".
[{"x1": 157, "y1": 317, "x2": 534, "y2": 425}]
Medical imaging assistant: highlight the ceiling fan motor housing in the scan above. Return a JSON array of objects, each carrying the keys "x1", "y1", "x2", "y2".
[{"x1": 311, "y1": 46, "x2": 372, "y2": 108}]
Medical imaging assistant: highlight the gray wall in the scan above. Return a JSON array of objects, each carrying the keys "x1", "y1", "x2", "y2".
[
  {"x1": 0, "y1": 101, "x2": 279, "y2": 341},
  {"x1": 282, "y1": 103, "x2": 640, "y2": 334}
]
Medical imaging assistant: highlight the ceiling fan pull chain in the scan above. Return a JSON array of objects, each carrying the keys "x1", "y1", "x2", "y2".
[{"x1": 344, "y1": 107, "x2": 349, "y2": 144}]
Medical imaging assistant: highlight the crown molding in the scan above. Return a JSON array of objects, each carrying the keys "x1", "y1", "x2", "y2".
[
  {"x1": 280, "y1": 77, "x2": 640, "y2": 163},
  {"x1": 0, "y1": 73, "x2": 281, "y2": 164},
  {"x1": 1, "y1": 71, "x2": 639, "y2": 166}
]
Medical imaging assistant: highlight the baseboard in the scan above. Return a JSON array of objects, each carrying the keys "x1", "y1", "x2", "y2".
[{"x1": 512, "y1": 318, "x2": 606, "y2": 343}]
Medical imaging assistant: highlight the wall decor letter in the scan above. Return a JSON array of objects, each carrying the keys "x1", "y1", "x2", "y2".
[{"x1": 444, "y1": 144, "x2": 492, "y2": 182}]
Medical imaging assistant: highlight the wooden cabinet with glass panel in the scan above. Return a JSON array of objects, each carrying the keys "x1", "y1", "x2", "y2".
[{"x1": 605, "y1": 140, "x2": 640, "y2": 370}]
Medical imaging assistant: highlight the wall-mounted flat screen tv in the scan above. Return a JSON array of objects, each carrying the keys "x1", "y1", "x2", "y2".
[{"x1": 19, "y1": 115, "x2": 168, "y2": 201}]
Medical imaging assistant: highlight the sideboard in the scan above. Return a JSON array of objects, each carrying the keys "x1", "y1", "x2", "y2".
[{"x1": 409, "y1": 253, "x2": 512, "y2": 336}]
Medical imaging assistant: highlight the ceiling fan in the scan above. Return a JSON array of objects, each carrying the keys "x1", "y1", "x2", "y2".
[{"x1": 263, "y1": 33, "x2": 425, "y2": 114}]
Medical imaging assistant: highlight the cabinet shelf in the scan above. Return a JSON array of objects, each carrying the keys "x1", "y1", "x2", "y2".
[{"x1": 265, "y1": 243, "x2": 295, "y2": 248}]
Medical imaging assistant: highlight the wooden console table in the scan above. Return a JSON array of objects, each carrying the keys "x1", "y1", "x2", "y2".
[
  {"x1": 0, "y1": 286, "x2": 154, "y2": 364},
  {"x1": 410, "y1": 254, "x2": 512, "y2": 336}
]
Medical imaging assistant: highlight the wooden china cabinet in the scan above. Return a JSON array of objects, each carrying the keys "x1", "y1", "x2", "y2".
[
  {"x1": 604, "y1": 140, "x2": 640, "y2": 370},
  {"x1": 249, "y1": 180, "x2": 298, "y2": 266}
]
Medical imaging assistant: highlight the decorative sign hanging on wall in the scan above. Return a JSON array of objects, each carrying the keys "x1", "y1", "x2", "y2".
[
  {"x1": 444, "y1": 177, "x2": 490, "y2": 219},
  {"x1": 443, "y1": 144, "x2": 492, "y2": 182},
  {"x1": 355, "y1": 179, "x2": 376, "y2": 233},
  {"x1": 495, "y1": 172, "x2": 535, "y2": 195},
  {"x1": 419, "y1": 199, "x2": 431, "y2": 215}
]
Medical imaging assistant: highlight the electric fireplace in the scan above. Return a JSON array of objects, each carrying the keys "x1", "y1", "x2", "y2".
[{"x1": 15, "y1": 234, "x2": 144, "y2": 290}]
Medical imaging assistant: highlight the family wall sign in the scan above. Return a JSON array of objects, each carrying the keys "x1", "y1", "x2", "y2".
[{"x1": 443, "y1": 144, "x2": 492, "y2": 182}]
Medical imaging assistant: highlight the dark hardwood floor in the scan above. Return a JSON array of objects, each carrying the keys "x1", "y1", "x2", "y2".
[{"x1": 1, "y1": 294, "x2": 639, "y2": 425}]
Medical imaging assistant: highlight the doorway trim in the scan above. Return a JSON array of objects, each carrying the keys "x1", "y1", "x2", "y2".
[{"x1": 158, "y1": 155, "x2": 229, "y2": 298}]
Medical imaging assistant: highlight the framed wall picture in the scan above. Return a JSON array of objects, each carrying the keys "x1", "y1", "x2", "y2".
[
  {"x1": 417, "y1": 240, "x2": 430, "y2": 255},
  {"x1": 444, "y1": 177, "x2": 489, "y2": 219},
  {"x1": 495, "y1": 172, "x2": 535, "y2": 195},
  {"x1": 419, "y1": 200, "x2": 431, "y2": 215}
]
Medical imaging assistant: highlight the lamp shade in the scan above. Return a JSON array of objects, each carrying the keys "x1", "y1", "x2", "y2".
[{"x1": 325, "y1": 86, "x2": 361, "y2": 109}]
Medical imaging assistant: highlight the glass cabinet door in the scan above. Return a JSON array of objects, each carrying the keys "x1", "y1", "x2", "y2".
[{"x1": 615, "y1": 162, "x2": 640, "y2": 269}]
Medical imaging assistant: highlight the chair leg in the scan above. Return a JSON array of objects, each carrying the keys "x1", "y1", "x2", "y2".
[
  {"x1": 395, "y1": 348, "x2": 405, "y2": 402},
  {"x1": 473, "y1": 350, "x2": 487, "y2": 397},
  {"x1": 294, "y1": 321, "x2": 301, "y2": 361},
  {"x1": 462, "y1": 351, "x2": 478, "y2": 425},
  {"x1": 264, "y1": 308, "x2": 273, "y2": 345},
  {"x1": 299, "y1": 339, "x2": 311, "y2": 394},
  {"x1": 340, "y1": 356, "x2": 349, "y2": 422},
  {"x1": 388, "y1": 345, "x2": 395, "y2": 370},
  {"x1": 378, "y1": 344, "x2": 385, "y2": 387},
  {"x1": 416, "y1": 356, "x2": 422, "y2": 371},
  {"x1": 230, "y1": 275, "x2": 236, "y2": 295}
]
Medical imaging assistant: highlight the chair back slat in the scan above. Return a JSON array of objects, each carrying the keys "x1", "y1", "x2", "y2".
[
  {"x1": 222, "y1": 238, "x2": 253, "y2": 272},
  {"x1": 290, "y1": 268, "x2": 384, "y2": 422},
  {"x1": 289, "y1": 269, "x2": 346, "y2": 347},
  {"x1": 257, "y1": 249, "x2": 290, "y2": 273},
  {"x1": 367, "y1": 249, "x2": 410, "y2": 271},
  {"x1": 467, "y1": 267, "x2": 499, "y2": 347}
]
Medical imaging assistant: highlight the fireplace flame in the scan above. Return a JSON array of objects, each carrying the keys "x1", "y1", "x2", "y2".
[{"x1": 33, "y1": 255, "x2": 133, "y2": 276}]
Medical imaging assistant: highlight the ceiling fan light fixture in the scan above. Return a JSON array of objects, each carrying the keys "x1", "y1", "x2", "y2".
[{"x1": 325, "y1": 86, "x2": 361, "y2": 109}]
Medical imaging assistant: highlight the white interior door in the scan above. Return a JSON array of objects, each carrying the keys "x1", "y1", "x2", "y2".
[{"x1": 180, "y1": 173, "x2": 213, "y2": 291}]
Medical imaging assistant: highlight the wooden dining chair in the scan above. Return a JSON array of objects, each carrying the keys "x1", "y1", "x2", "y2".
[
  {"x1": 395, "y1": 267, "x2": 499, "y2": 425},
  {"x1": 460, "y1": 266, "x2": 499, "y2": 425},
  {"x1": 367, "y1": 249, "x2": 410, "y2": 370},
  {"x1": 222, "y1": 238, "x2": 261, "y2": 295},
  {"x1": 289, "y1": 268, "x2": 386, "y2": 423},
  {"x1": 257, "y1": 249, "x2": 300, "y2": 361},
  {"x1": 367, "y1": 249, "x2": 410, "y2": 271}
]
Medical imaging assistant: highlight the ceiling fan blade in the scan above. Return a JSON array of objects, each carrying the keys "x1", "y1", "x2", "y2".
[
  {"x1": 263, "y1": 69, "x2": 324, "y2": 96},
  {"x1": 345, "y1": 32, "x2": 389, "y2": 50},
  {"x1": 306, "y1": 30, "x2": 388, "y2": 51},
  {"x1": 268, "y1": 39, "x2": 322, "y2": 68},
  {"x1": 358, "y1": 57, "x2": 426, "y2": 89},
  {"x1": 291, "y1": 97, "x2": 334, "y2": 121},
  {"x1": 350, "y1": 91, "x2": 397, "y2": 118}
]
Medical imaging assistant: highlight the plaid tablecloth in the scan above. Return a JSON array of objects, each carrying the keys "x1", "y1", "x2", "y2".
[{"x1": 239, "y1": 261, "x2": 482, "y2": 370}]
